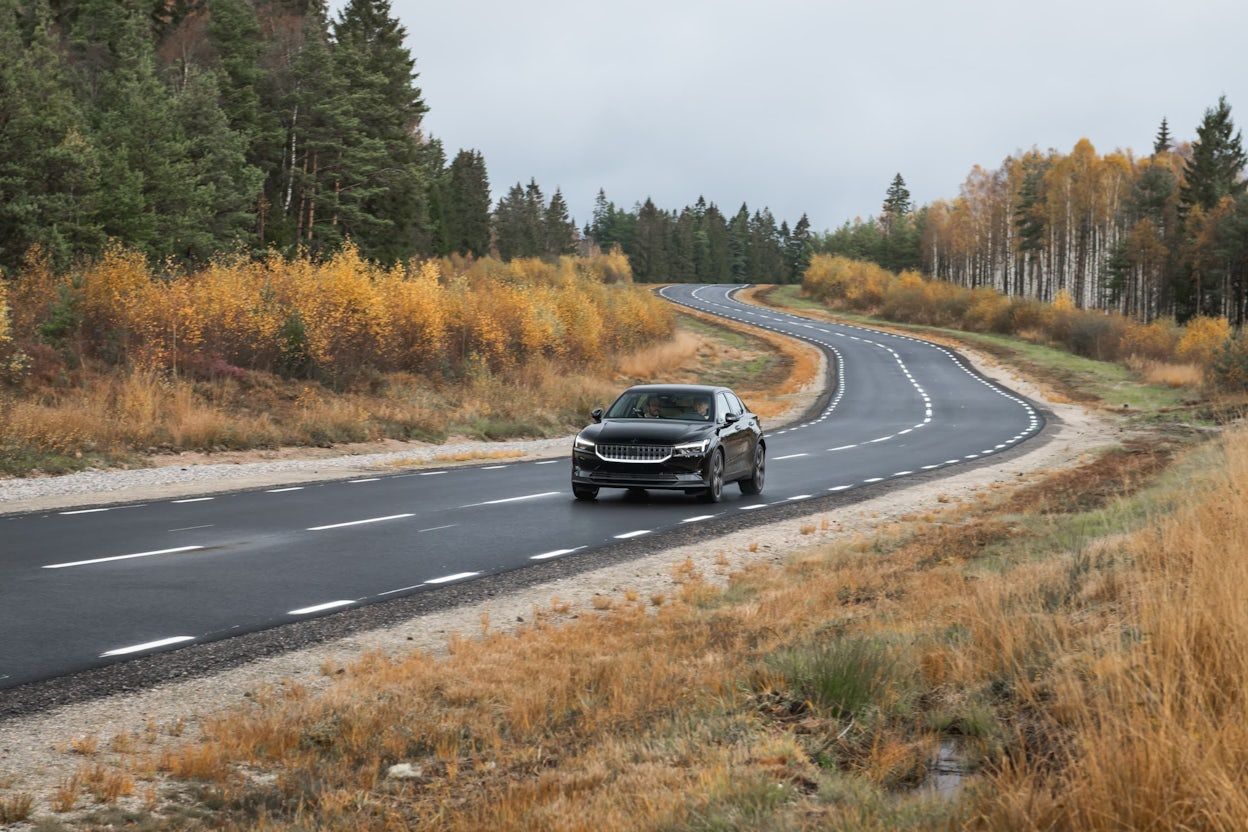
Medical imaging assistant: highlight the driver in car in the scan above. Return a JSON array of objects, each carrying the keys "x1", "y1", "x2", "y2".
[
  {"x1": 693, "y1": 398, "x2": 710, "y2": 420},
  {"x1": 644, "y1": 397, "x2": 664, "y2": 418}
]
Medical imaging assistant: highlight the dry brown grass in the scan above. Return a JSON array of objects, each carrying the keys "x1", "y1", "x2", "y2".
[
  {"x1": 1124, "y1": 355, "x2": 1204, "y2": 388},
  {"x1": 970, "y1": 428, "x2": 1248, "y2": 830},
  {"x1": 0, "y1": 791, "x2": 33, "y2": 824},
  {"x1": 613, "y1": 330, "x2": 703, "y2": 378}
]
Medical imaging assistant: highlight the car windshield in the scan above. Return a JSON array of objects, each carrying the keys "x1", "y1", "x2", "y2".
[{"x1": 605, "y1": 390, "x2": 714, "y2": 422}]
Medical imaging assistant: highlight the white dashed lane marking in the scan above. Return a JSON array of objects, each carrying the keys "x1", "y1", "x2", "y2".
[
  {"x1": 531, "y1": 546, "x2": 586, "y2": 560},
  {"x1": 100, "y1": 636, "x2": 195, "y2": 657},
  {"x1": 44, "y1": 545, "x2": 205, "y2": 570},
  {"x1": 773, "y1": 453, "x2": 809, "y2": 460},
  {"x1": 172, "y1": 497, "x2": 214, "y2": 504},
  {"x1": 614, "y1": 529, "x2": 651, "y2": 539},
  {"x1": 460, "y1": 491, "x2": 561, "y2": 508},
  {"x1": 425, "y1": 571, "x2": 480, "y2": 584},
  {"x1": 289, "y1": 600, "x2": 354, "y2": 615},
  {"x1": 307, "y1": 513, "x2": 413, "y2": 531}
]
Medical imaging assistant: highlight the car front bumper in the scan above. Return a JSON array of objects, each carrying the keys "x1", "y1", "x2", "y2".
[{"x1": 571, "y1": 448, "x2": 711, "y2": 490}]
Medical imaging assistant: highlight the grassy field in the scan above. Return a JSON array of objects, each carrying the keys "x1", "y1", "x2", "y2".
[{"x1": 756, "y1": 285, "x2": 1200, "y2": 418}]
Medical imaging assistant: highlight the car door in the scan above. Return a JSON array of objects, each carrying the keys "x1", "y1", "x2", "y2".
[{"x1": 717, "y1": 392, "x2": 749, "y2": 477}]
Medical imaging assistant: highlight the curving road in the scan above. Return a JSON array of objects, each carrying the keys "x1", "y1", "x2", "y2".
[{"x1": 0, "y1": 285, "x2": 1042, "y2": 691}]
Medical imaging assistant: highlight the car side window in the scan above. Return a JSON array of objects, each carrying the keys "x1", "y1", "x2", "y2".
[
  {"x1": 728, "y1": 393, "x2": 746, "y2": 416},
  {"x1": 715, "y1": 392, "x2": 732, "y2": 423}
]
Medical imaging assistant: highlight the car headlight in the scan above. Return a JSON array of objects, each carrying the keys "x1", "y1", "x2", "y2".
[
  {"x1": 574, "y1": 434, "x2": 596, "y2": 451},
  {"x1": 672, "y1": 439, "x2": 709, "y2": 457}
]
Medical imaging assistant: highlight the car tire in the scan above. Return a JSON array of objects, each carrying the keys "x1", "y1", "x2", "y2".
[
  {"x1": 739, "y1": 443, "x2": 765, "y2": 495},
  {"x1": 700, "y1": 450, "x2": 724, "y2": 503},
  {"x1": 573, "y1": 484, "x2": 599, "y2": 501}
]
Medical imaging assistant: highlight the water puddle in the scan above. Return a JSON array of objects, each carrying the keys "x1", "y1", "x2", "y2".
[{"x1": 923, "y1": 738, "x2": 969, "y2": 800}]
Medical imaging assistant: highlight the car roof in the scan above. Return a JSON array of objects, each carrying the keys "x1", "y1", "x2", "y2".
[{"x1": 621, "y1": 384, "x2": 726, "y2": 394}]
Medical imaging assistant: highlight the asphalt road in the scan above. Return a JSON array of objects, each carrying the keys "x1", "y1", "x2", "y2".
[{"x1": 0, "y1": 284, "x2": 1042, "y2": 690}]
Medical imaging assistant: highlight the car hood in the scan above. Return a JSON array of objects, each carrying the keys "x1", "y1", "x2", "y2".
[{"x1": 582, "y1": 419, "x2": 714, "y2": 445}]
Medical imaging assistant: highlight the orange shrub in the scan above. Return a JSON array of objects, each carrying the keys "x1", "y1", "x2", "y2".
[
  {"x1": 1122, "y1": 319, "x2": 1180, "y2": 361},
  {"x1": 1176, "y1": 316, "x2": 1232, "y2": 367},
  {"x1": 4, "y1": 247, "x2": 671, "y2": 386},
  {"x1": 801, "y1": 255, "x2": 1237, "y2": 375}
]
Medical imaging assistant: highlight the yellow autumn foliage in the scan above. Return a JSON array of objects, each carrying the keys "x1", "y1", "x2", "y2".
[
  {"x1": 802, "y1": 254, "x2": 1236, "y2": 382},
  {"x1": 1176, "y1": 316, "x2": 1232, "y2": 367},
  {"x1": 4, "y1": 246, "x2": 671, "y2": 383}
]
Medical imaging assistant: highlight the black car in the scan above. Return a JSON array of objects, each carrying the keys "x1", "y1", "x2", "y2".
[{"x1": 571, "y1": 384, "x2": 765, "y2": 502}]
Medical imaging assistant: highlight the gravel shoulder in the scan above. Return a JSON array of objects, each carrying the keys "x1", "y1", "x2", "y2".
[{"x1": 0, "y1": 330, "x2": 1119, "y2": 820}]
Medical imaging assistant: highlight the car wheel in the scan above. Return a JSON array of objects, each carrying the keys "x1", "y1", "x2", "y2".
[
  {"x1": 573, "y1": 484, "x2": 599, "y2": 501},
  {"x1": 739, "y1": 443, "x2": 765, "y2": 495},
  {"x1": 700, "y1": 450, "x2": 724, "y2": 503}
]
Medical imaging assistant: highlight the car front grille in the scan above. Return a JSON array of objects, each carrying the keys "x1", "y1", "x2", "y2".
[{"x1": 595, "y1": 443, "x2": 673, "y2": 463}]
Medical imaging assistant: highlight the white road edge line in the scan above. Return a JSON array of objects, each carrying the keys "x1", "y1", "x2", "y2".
[
  {"x1": 773, "y1": 453, "x2": 809, "y2": 460},
  {"x1": 59, "y1": 508, "x2": 110, "y2": 515},
  {"x1": 681, "y1": 514, "x2": 717, "y2": 523},
  {"x1": 266, "y1": 487, "x2": 304, "y2": 493},
  {"x1": 172, "y1": 497, "x2": 214, "y2": 504},
  {"x1": 614, "y1": 529, "x2": 651, "y2": 539},
  {"x1": 348, "y1": 478, "x2": 380, "y2": 484},
  {"x1": 531, "y1": 546, "x2": 587, "y2": 560},
  {"x1": 100, "y1": 636, "x2": 195, "y2": 657},
  {"x1": 534, "y1": 460, "x2": 561, "y2": 465},
  {"x1": 425, "y1": 571, "x2": 481, "y2": 584},
  {"x1": 44, "y1": 545, "x2": 205, "y2": 570},
  {"x1": 307, "y1": 513, "x2": 413, "y2": 531},
  {"x1": 289, "y1": 600, "x2": 355, "y2": 615},
  {"x1": 828, "y1": 485, "x2": 853, "y2": 491}
]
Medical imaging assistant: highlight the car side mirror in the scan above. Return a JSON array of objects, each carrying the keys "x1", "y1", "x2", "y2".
[
  {"x1": 722, "y1": 412, "x2": 740, "y2": 425},
  {"x1": 591, "y1": 407, "x2": 603, "y2": 423}
]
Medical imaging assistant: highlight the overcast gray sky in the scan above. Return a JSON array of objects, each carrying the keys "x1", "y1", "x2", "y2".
[{"x1": 378, "y1": 0, "x2": 1247, "y2": 231}]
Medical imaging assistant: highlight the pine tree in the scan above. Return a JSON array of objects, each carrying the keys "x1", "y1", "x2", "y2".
[
  {"x1": 630, "y1": 197, "x2": 669, "y2": 281},
  {"x1": 881, "y1": 173, "x2": 912, "y2": 235},
  {"x1": 1153, "y1": 117, "x2": 1172, "y2": 155},
  {"x1": 702, "y1": 203, "x2": 730, "y2": 281},
  {"x1": 1181, "y1": 97, "x2": 1247, "y2": 213},
  {"x1": 444, "y1": 148, "x2": 491, "y2": 257},
  {"x1": 207, "y1": 0, "x2": 262, "y2": 151},
  {"x1": 333, "y1": 0, "x2": 430, "y2": 262},
  {"x1": 785, "y1": 213, "x2": 813, "y2": 282},
  {"x1": 0, "y1": 0, "x2": 103, "y2": 270},
  {"x1": 493, "y1": 183, "x2": 527, "y2": 260},
  {"x1": 728, "y1": 203, "x2": 750, "y2": 279},
  {"x1": 521, "y1": 178, "x2": 545, "y2": 257},
  {"x1": 174, "y1": 67, "x2": 264, "y2": 258},
  {"x1": 78, "y1": 0, "x2": 211, "y2": 260},
  {"x1": 287, "y1": 5, "x2": 389, "y2": 254},
  {"x1": 543, "y1": 188, "x2": 577, "y2": 256}
]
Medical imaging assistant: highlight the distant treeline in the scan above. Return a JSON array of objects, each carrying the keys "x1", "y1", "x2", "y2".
[
  {"x1": 585, "y1": 191, "x2": 813, "y2": 284},
  {"x1": 818, "y1": 103, "x2": 1248, "y2": 325}
]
